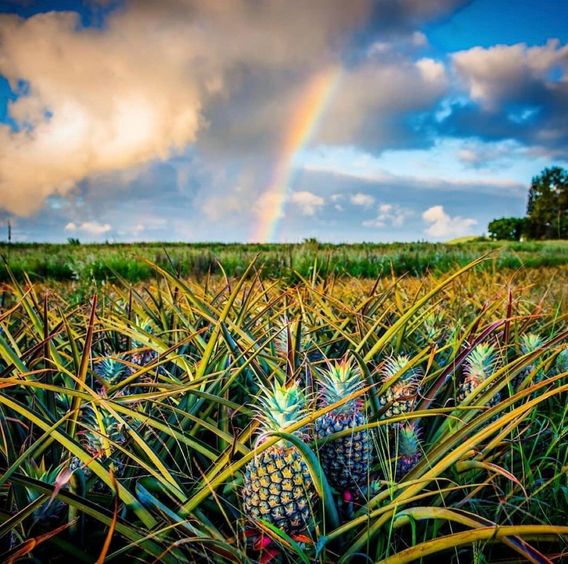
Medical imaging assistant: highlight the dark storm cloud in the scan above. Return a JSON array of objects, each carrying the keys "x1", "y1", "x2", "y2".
[{"x1": 369, "y1": 0, "x2": 472, "y2": 33}]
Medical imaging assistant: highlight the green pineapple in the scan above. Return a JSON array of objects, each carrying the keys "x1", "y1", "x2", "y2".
[
  {"x1": 378, "y1": 355, "x2": 422, "y2": 418},
  {"x1": 242, "y1": 382, "x2": 316, "y2": 535},
  {"x1": 457, "y1": 343, "x2": 499, "y2": 406},
  {"x1": 395, "y1": 423, "x2": 422, "y2": 479},
  {"x1": 314, "y1": 359, "x2": 373, "y2": 492}
]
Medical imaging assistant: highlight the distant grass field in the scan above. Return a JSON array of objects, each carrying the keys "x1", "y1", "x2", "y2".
[{"x1": 1, "y1": 239, "x2": 567, "y2": 284}]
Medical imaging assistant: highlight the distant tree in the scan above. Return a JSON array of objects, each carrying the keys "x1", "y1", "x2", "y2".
[
  {"x1": 488, "y1": 217, "x2": 526, "y2": 241},
  {"x1": 67, "y1": 237, "x2": 81, "y2": 246},
  {"x1": 526, "y1": 166, "x2": 568, "y2": 239}
]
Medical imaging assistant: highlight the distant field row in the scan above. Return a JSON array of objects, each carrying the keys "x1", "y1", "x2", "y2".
[{"x1": 0, "y1": 240, "x2": 567, "y2": 282}]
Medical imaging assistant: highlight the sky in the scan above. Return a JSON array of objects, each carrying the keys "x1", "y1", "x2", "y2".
[{"x1": 0, "y1": 0, "x2": 567, "y2": 243}]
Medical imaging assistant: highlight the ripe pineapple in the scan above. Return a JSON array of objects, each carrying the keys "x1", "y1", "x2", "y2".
[
  {"x1": 242, "y1": 382, "x2": 316, "y2": 535},
  {"x1": 378, "y1": 355, "x2": 422, "y2": 419},
  {"x1": 457, "y1": 343, "x2": 499, "y2": 406},
  {"x1": 314, "y1": 359, "x2": 372, "y2": 492},
  {"x1": 395, "y1": 423, "x2": 422, "y2": 480}
]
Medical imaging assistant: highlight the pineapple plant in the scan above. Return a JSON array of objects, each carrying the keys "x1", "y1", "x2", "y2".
[
  {"x1": 273, "y1": 316, "x2": 307, "y2": 359},
  {"x1": 94, "y1": 357, "x2": 127, "y2": 395},
  {"x1": 129, "y1": 319, "x2": 159, "y2": 370},
  {"x1": 72, "y1": 405, "x2": 128, "y2": 484},
  {"x1": 273, "y1": 315, "x2": 323, "y2": 386},
  {"x1": 520, "y1": 333, "x2": 545, "y2": 355},
  {"x1": 79, "y1": 406, "x2": 127, "y2": 457},
  {"x1": 242, "y1": 381, "x2": 316, "y2": 536},
  {"x1": 395, "y1": 423, "x2": 422, "y2": 480},
  {"x1": 512, "y1": 333, "x2": 545, "y2": 390},
  {"x1": 314, "y1": 359, "x2": 373, "y2": 492},
  {"x1": 378, "y1": 355, "x2": 422, "y2": 419},
  {"x1": 415, "y1": 310, "x2": 446, "y2": 348},
  {"x1": 22, "y1": 461, "x2": 69, "y2": 527},
  {"x1": 457, "y1": 343, "x2": 500, "y2": 406}
]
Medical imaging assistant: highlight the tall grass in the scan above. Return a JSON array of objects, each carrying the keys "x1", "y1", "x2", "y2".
[
  {"x1": 1, "y1": 239, "x2": 567, "y2": 283},
  {"x1": 0, "y1": 257, "x2": 566, "y2": 562}
]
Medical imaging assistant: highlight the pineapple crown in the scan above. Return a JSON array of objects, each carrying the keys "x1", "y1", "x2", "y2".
[
  {"x1": 317, "y1": 358, "x2": 364, "y2": 411},
  {"x1": 256, "y1": 380, "x2": 307, "y2": 432},
  {"x1": 520, "y1": 333, "x2": 544, "y2": 355},
  {"x1": 380, "y1": 354, "x2": 422, "y2": 386},
  {"x1": 422, "y1": 312, "x2": 445, "y2": 341},
  {"x1": 22, "y1": 460, "x2": 64, "y2": 487},
  {"x1": 95, "y1": 358, "x2": 126, "y2": 385},
  {"x1": 464, "y1": 343, "x2": 496, "y2": 380},
  {"x1": 22, "y1": 461, "x2": 69, "y2": 519},
  {"x1": 398, "y1": 423, "x2": 421, "y2": 457}
]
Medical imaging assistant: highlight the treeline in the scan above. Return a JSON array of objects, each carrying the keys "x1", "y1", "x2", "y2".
[{"x1": 489, "y1": 166, "x2": 568, "y2": 240}]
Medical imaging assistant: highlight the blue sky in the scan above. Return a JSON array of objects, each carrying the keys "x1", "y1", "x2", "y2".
[{"x1": 0, "y1": 0, "x2": 567, "y2": 242}]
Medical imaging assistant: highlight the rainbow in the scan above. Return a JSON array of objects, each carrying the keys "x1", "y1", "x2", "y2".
[{"x1": 251, "y1": 66, "x2": 342, "y2": 242}]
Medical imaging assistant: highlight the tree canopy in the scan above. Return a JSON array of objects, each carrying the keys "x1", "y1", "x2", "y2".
[
  {"x1": 487, "y1": 166, "x2": 567, "y2": 240},
  {"x1": 488, "y1": 217, "x2": 526, "y2": 241},
  {"x1": 525, "y1": 166, "x2": 568, "y2": 239}
]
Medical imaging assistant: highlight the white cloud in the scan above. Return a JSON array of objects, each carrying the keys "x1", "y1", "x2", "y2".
[
  {"x1": 422, "y1": 205, "x2": 477, "y2": 238},
  {"x1": 0, "y1": 1, "x2": 371, "y2": 216},
  {"x1": 350, "y1": 192, "x2": 375, "y2": 207},
  {"x1": 452, "y1": 39, "x2": 568, "y2": 109},
  {"x1": 456, "y1": 139, "x2": 526, "y2": 168},
  {"x1": 412, "y1": 31, "x2": 428, "y2": 47},
  {"x1": 290, "y1": 191, "x2": 325, "y2": 216},
  {"x1": 416, "y1": 57, "x2": 445, "y2": 83},
  {"x1": 363, "y1": 203, "x2": 413, "y2": 228},
  {"x1": 65, "y1": 221, "x2": 112, "y2": 236}
]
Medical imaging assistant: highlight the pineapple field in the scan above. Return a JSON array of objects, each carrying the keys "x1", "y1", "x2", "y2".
[{"x1": 0, "y1": 255, "x2": 567, "y2": 562}]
